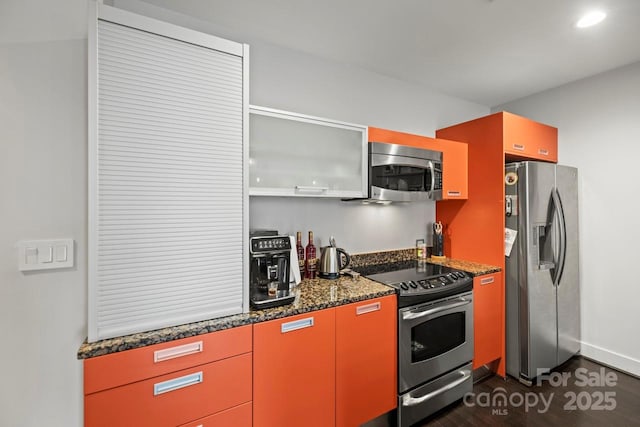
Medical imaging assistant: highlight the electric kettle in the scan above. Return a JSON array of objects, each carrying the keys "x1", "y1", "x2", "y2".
[{"x1": 319, "y1": 236, "x2": 351, "y2": 279}]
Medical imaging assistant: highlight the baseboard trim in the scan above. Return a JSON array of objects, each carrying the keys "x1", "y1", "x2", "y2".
[{"x1": 581, "y1": 341, "x2": 640, "y2": 378}]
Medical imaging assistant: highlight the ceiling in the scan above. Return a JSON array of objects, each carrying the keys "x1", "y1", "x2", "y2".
[{"x1": 2, "y1": 0, "x2": 640, "y2": 106}]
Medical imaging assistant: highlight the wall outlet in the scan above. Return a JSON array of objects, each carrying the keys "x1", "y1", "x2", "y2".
[{"x1": 17, "y1": 239, "x2": 74, "y2": 271}]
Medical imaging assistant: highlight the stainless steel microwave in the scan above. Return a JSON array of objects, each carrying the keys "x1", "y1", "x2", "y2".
[{"x1": 362, "y1": 142, "x2": 443, "y2": 202}]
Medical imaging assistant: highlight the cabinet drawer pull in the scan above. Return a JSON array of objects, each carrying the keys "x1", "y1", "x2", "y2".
[
  {"x1": 538, "y1": 148, "x2": 549, "y2": 156},
  {"x1": 294, "y1": 185, "x2": 329, "y2": 193},
  {"x1": 356, "y1": 302, "x2": 381, "y2": 315},
  {"x1": 480, "y1": 276, "x2": 495, "y2": 285},
  {"x1": 153, "y1": 371, "x2": 203, "y2": 396},
  {"x1": 447, "y1": 191, "x2": 461, "y2": 197},
  {"x1": 154, "y1": 341, "x2": 203, "y2": 363},
  {"x1": 281, "y1": 317, "x2": 314, "y2": 333},
  {"x1": 512, "y1": 144, "x2": 525, "y2": 151}
]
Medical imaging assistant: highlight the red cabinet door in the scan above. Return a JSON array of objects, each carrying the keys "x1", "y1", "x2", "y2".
[
  {"x1": 84, "y1": 325, "x2": 252, "y2": 394},
  {"x1": 503, "y1": 112, "x2": 558, "y2": 162},
  {"x1": 437, "y1": 138, "x2": 468, "y2": 200},
  {"x1": 85, "y1": 353, "x2": 252, "y2": 427},
  {"x1": 473, "y1": 272, "x2": 503, "y2": 368},
  {"x1": 336, "y1": 296, "x2": 397, "y2": 427},
  {"x1": 253, "y1": 309, "x2": 336, "y2": 427}
]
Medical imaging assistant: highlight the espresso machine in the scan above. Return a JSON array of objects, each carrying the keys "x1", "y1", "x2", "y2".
[{"x1": 249, "y1": 233, "x2": 296, "y2": 309}]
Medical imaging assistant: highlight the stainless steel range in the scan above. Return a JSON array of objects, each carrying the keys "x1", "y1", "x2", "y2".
[{"x1": 360, "y1": 260, "x2": 474, "y2": 427}]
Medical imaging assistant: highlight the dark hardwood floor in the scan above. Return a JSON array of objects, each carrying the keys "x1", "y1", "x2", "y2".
[{"x1": 419, "y1": 357, "x2": 640, "y2": 426}]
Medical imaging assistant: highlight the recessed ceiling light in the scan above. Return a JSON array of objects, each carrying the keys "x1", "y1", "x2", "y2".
[{"x1": 576, "y1": 11, "x2": 607, "y2": 28}]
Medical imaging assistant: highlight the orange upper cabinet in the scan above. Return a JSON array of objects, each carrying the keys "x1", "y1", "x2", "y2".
[
  {"x1": 502, "y1": 112, "x2": 558, "y2": 162},
  {"x1": 368, "y1": 127, "x2": 468, "y2": 200},
  {"x1": 436, "y1": 138, "x2": 468, "y2": 199}
]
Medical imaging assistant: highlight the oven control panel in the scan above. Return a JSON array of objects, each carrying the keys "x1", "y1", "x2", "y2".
[
  {"x1": 391, "y1": 271, "x2": 473, "y2": 306},
  {"x1": 395, "y1": 271, "x2": 467, "y2": 292},
  {"x1": 397, "y1": 271, "x2": 467, "y2": 292}
]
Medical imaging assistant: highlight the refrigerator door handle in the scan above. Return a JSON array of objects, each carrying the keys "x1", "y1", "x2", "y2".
[{"x1": 552, "y1": 187, "x2": 567, "y2": 286}]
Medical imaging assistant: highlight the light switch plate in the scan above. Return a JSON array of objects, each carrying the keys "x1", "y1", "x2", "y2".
[{"x1": 17, "y1": 239, "x2": 74, "y2": 271}]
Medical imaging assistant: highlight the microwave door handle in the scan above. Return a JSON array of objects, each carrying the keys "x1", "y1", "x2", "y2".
[
  {"x1": 401, "y1": 297, "x2": 471, "y2": 321},
  {"x1": 427, "y1": 160, "x2": 435, "y2": 195}
]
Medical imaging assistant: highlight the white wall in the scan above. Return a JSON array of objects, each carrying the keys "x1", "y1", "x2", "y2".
[
  {"x1": 496, "y1": 61, "x2": 640, "y2": 376},
  {"x1": 0, "y1": 40, "x2": 87, "y2": 426},
  {"x1": 0, "y1": 3, "x2": 488, "y2": 427}
]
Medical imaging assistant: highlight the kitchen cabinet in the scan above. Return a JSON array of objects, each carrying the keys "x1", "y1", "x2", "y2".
[
  {"x1": 253, "y1": 295, "x2": 396, "y2": 427},
  {"x1": 84, "y1": 326, "x2": 252, "y2": 427},
  {"x1": 250, "y1": 105, "x2": 368, "y2": 198},
  {"x1": 503, "y1": 112, "x2": 558, "y2": 162},
  {"x1": 435, "y1": 111, "x2": 558, "y2": 377},
  {"x1": 436, "y1": 137, "x2": 469, "y2": 199},
  {"x1": 368, "y1": 127, "x2": 468, "y2": 200},
  {"x1": 88, "y1": 3, "x2": 249, "y2": 342},
  {"x1": 473, "y1": 272, "x2": 503, "y2": 369},
  {"x1": 253, "y1": 309, "x2": 336, "y2": 427},
  {"x1": 335, "y1": 296, "x2": 397, "y2": 427}
]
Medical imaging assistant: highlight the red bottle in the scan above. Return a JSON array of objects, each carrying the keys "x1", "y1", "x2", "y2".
[
  {"x1": 305, "y1": 231, "x2": 317, "y2": 279},
  {"x1": 296, "y1": 231, "x2": 305, "y2": 279}
]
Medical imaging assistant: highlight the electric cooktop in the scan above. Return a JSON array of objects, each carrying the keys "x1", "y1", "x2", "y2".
[{"x1": 355, "y1": 260, "x2": 473, "y2": 307}]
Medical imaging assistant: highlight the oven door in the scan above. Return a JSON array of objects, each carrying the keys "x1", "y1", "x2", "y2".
[{"x1": 398, "y1": 292, "x2": 473, "y2": 392}]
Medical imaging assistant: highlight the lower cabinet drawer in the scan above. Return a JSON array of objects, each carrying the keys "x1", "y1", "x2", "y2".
[
  {"x1": 84, "y1": 325, "x2": 252, "y2": 394},
  {"x1": 178, "y1": 402, "x2": 252, "y2": 427},
  {"x1": 85, "y1": 353, "x2": 252, "y2": 427}
]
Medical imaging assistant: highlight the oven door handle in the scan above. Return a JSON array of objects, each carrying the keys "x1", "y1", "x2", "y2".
[
  {"x1": 401, "y1": 297, "x2": 471, "y2": 321},
  {"x1": 401, "y1": 369, "x2": 472, "y2": 407}
]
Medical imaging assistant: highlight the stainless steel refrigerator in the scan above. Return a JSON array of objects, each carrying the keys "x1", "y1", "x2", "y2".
[{"x1": 505, "y1": 161, "x2": 580, "y2": 385}]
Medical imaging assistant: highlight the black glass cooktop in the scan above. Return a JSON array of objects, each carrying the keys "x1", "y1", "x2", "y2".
[
  {"x1": 354, "y1": 260, "x2": 457, "y2": 278},
  {"x1": 354, "y1": 260, "x2": 473, "y2": 306}
]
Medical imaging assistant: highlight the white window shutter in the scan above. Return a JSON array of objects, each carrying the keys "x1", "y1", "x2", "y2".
[{"x1": 88, "y1": 6, "x2": 248, "y2": 342}]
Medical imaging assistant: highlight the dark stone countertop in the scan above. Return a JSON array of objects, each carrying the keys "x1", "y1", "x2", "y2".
[
  {"x1": 77, "y1": 248, "x2": 500, "y2": 360},
  {"x1": 425, "y1": 257, "x2": 501, "y2": 276},
  {"x1": 77, "y1": 275, "x2": 394, "y2": 359}
]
